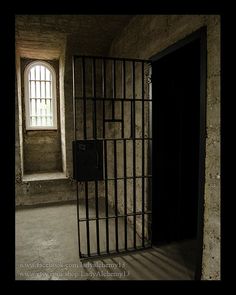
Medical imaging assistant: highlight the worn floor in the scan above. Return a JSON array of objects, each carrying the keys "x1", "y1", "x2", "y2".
[{"x1": 15, "y1": 201, "x2": 196, "y2": 280}]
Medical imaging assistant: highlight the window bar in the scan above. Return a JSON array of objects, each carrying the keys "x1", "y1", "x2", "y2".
[
  {"x1": 123, "y1": 60, "x2": 128, "y2": 250},
  {"x1": 50, "y1": 80, "x2": 52, "y2": 125},
  {"x1": 92, "y1": 58, "x2": 100, "y2": 255},
  {"x1": 114, "y1": 139, "x2": 119, "y2": 252},
  {"x1": 34, "y1": 67, "x2": 37, "y2": 126},
  {"x1": 103, "y1": 59, "x2": 109, "y2": 254},
  {"x1": 49, "y1": 94, "x2": 52, "y2": 126},
  {"x1": 45, "y1": 96, "x2": 47, "y2": 126},
  {"x1": 72, "y1": 56, "x2": 82, "y2": 258},
  {"x1": 132, "y1": 61, "x2": 136, "y2": 249},
  {"x1": 82, "y1": 57, "x2": 90, "y2": 256},
  {"x1": 141, "y1": 62, "x2": 145, "y2": 247},
  {"x1": 38, "y1": 97, "x2": 42, "y2": 126},
  {"x1": 44, "y1": 77, "x2": 46, "y2": 125},
  {"x1": 36, "y1": 66, "x2": 42, "y2": 126},
  {"x1": 45, "y1": 67, "x2": 47, "y2": 125},
  {"x1": 39, "y1": 66, "x2": 42, "y2": 126},
  {"x1": 29, "y1": 73, "x2": 32, "y2": 122}
]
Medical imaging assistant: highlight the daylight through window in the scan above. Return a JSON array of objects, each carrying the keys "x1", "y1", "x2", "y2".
[{"x1": 24, "y1": 61, "x2": 57, "y2": 130}]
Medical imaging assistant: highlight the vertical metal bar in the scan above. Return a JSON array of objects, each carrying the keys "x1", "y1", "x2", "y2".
[
  {"x1": 177, "y1": 100, "x2": 183, "y2": 240},
  {"x1": 148, "y1": 64, "x2": 153, "y2": 247},
  {"x1": 82, "y1": 57, "x2": 90, "y2": 256},
  {"x1": 72, "y1": 56, "x2": 81, "y2": 257},
  {"x1": 93, "y1": 58, "x2": 97, "y2": 138},
  {"x1": 114, "y1": 139, "x2": 119, "y2": 252},
  {"x1": 141, "y1": 62, "x2": 145, "y2": 247},
  {"x1": 85, "y1": 181, "x2": 90, "y2": 256},
  {"x1": 82, "y1": 57, "x2": 87, "y2": 139},
  {"x1": 103, "y1": 60, "x2": 106, "y2": 136},
  {"x1": 112, "y1": 60, "x2": 116, "y2": 119},
  {"x1": 132, "y1": 61, "x2": 136, "y2": 248},
  {"x1": 93, "y1": 58, "x2": 100, "y2": 255},
  {"x1": 103, "y1": 59, "x2": 109, "y2": 253},
  {"x1": 123, "y1": 60, "x2": 128, "y2": 250},
  {"x1": 72, "y1": 57, "x2": 77, "y2": 157},
  {"x1": 104, "y1": 140, "x2": 109, "y2": 253},
  {"x1": 121, "y1": 63, "x2": 125, "y2": 139},
  {"x1": 123, "y1": 140, "x2": 127, "y2": 250},
  {"x1": 130, "y1": 68, "x2": 133, "y2": 137},
  {"x1": 95, "y1": 180, "x2": 100, "y2": 254}
]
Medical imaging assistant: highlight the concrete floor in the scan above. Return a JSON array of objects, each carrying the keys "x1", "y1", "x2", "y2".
[{"x1": 15, "y1": 201, "x2": 196, "y2": 280}]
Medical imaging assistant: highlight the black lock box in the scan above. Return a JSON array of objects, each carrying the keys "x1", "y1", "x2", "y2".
[{"x1": 72, "y1": 140, "x2": 104, "y2": 181}]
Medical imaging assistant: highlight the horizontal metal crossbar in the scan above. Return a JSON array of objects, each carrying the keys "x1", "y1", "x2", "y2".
[
  {"x1": 78, "y1": 211, "x2": 152, "y2": 223},
  {"x1": 75, "y1": 96, "x2": 152, "y2": 102},
  {"x1": 104, "y1": 119, "x2": 123, "y2": 123},
  {"x1": 74, "y1": 137, "x2": 152, "y2": 141},
  {"x1": 73, "y1": 55, "x2": 151, "y2": 63},
  {"x1": 80, "y1": 245, "x2": 152, "y2": 260}
]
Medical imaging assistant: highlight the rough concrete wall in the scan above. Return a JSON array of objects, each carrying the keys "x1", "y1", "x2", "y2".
[
  {"x1": 16, "y1": 53, "x2": 24, "y2": 197},
  {"x1": 23, "y1": 131, "x2": 62, "y2": 173},
  {"x1": 15, "y1": 71, "x2": 21, "y2": 184},
  {"x1": 202, "y1": 17, "x2": 221, "y2": 280},
  {"x1": 109, "y1": 15, "x2": 220, "y2": 280},
  {"x1": 62, "y1": 35, "x2": 110, "y2": 199},
  {"x1": 15, "y1": 15, "x2": 135, "y2": 205},
  {"x1": 15, "y1": 35, "x2": 106, "y2": 205},
  {"x1": 15, "y1": 44, "x2": 74, "y2": 205},
  {"x1": 59, "y1": 49, "x2": 67, "y2": 173}
]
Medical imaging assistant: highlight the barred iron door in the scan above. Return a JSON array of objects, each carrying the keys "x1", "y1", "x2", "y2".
[{"x1": 72, "y1": 55, "x2": 152, "y2": 259}]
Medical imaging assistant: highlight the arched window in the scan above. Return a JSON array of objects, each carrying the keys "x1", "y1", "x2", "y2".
[{"x1": 24, "y1": 61, "x2": 57, "y2": 130}]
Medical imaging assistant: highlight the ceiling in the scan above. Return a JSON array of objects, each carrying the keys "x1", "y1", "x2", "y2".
[{"x1": 15, "y1": 15, "x2": 135, "y2": 59}]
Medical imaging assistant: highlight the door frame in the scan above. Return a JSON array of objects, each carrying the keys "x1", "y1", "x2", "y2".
[{"x1": 150, "y1": 26, "x2": 207, "y2": 280}]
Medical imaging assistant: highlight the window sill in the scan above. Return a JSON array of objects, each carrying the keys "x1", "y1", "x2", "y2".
[{"x1": 22, "y1": 172, "x2": 67, "y2": 182}]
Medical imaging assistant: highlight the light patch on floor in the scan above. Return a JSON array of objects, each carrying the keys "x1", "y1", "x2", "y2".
[{"x1": 15, "y1": 202, "x2": 195, "y2": 280}]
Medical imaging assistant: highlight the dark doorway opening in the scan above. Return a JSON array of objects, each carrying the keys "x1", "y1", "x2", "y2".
[{"x1": 151, "y1": 28, "x2": 207, "y2": 280}]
